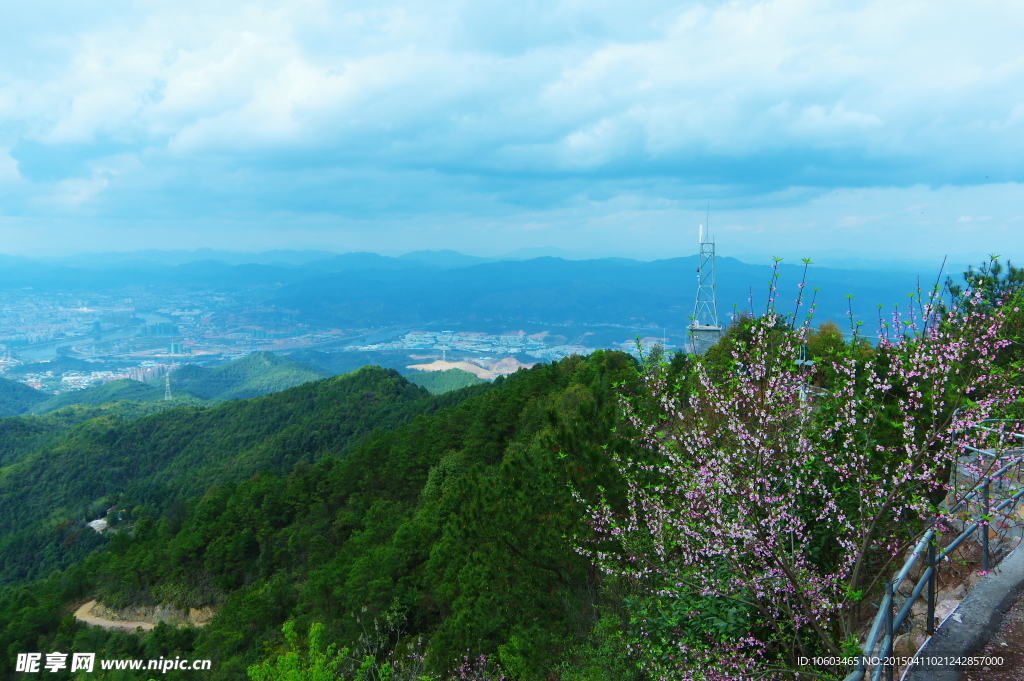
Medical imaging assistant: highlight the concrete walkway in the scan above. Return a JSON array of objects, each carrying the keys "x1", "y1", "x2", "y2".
[
  {"x1": 963, "y1": 589, "x2": 1024, "y2": 681},
  {"x1": 907, "y1": 542, "x2": 1024, "y2": 680}
]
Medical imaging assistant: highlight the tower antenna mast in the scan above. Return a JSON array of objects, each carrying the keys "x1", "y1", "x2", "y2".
[
  {"x1": 164, "y1": 373, "x2": 172, "y2": 401},
  {"x1": 690, "y1": 211, "x2": 723, "y2": 355}
]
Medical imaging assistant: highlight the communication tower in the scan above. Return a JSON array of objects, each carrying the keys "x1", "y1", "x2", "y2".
[
  {"x1": 689, "y1": 223, "x2": 724, "y2": 355},
  {"x1": 164, "y1": 373, "x2": 172, "y2": 401}
]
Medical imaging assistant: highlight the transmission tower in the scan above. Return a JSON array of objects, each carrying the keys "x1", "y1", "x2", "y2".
[
  {"x1": 689, "y1": 223, "x2": 724, "y2": 355},
  {"x1": 164, "y1": 373, "x2": 172, "y2": 401}
]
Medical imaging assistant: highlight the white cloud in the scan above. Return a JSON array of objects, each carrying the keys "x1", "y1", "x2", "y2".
[
  {"x1": 0, "y1": 0, "x2": 1023, "y2": 258},
  {"x1": 1, "y1": 0, "x2": 1018, "y2": 162},
  {"x1": 0, "y1": 148, "x2": 20, "y2": 181},
  {"x1": 42, "y1": 176, "x2": 110, "y2": 211}
]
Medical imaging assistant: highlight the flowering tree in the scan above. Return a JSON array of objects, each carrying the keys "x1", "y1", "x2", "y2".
[{"x1": 576, "y1": 288, "x2": 1020, "y2": 679}]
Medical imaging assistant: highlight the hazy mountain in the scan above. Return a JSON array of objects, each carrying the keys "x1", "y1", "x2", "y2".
[
  {"x1": 733, "y1": 251, "x2": 965, "y2": 276},
  {"x1": 498, "y1": 246, "x2": 595, "y2": 260},
  {"x1": 399, "y1": 249, "x2": 495, "y2": 269},
  {"x1": 0, "y1": 247, "x2": 957, "y2": 332},
  {"x1": 300, "y1": 251, "x2": 432, "y2": 274},
  {"x1": 42, "y1": 248, "x2": 338, "y2": 268},
  {"x1": 0, "y1": 259, "x2": 304, "y2": 291},
  {"x1": 271, "y1": 255, "x2": 925, "y2": 332}
]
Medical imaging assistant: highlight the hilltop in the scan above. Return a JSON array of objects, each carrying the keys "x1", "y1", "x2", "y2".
[
  {"x1": 0, "y1": 376, "x2": 48, "y2": 416},
  {"x1": 29, "y1": 379, "x2": 164, "y2": 414},
  {"x1": 151, "y1": 351, "x2": 329, "y2": 402},
  {"x1": 405, "y1": 367, "x2": 486, "y2": 394}
]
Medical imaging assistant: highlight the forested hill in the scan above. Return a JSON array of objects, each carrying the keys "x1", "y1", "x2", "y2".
[
  {"x1": 12, "y1": 351, "x2": 330, "y2": 416},
  {"x1": 0, "y1": 376, "x2": 47, "y2": 416},
  {"x1": 29, "y1": 378, "x2": 165, "y2": 414},
  {"x1": 406, "y1": 367, "x2": 485, "y2": 393},
  {"x1": 0, "y1": 366, "x2": 479, "y2": 585},
  {"x1": 0, "y1": 352, "x2": 642, "y2": 681},
  {"x1": 150, "y1": 351, "x2": 330, "y2": 402}
]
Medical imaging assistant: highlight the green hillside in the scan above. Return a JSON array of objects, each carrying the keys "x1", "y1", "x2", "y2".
[
  {"x1": 157, "y1": 351, "x2": 330, "y2": 401},
  {"x1": 0, "y1": 259, "x2": 1016, "y2": 681},
  {"x1": 1, "y1": 399, "x2": 199, "y2": 468},
  {"x1": 0, "y1": 353, "x2": 634, "y2": 681},
  {"x1": 278, "y1": 348, "x2": 401, "y2": 375},
  {"x1": 1, "y1": 404, "x2": 194, "y2": 468},
  {"x1": 29, "y1": 378, "x2": 163, "y2": 414},
  {"x1": 406, "y1": 367, "x2": 486, "y2": 393},
  {"x1": 0, "y1": 366, "x2": 467, "y2": 585},
  {"x1": 19, "y1": 352, "x2": 330, "y2": 416},
  {"x1": 0, "y1": 375, "x2": 47, "y2": 416},
  {"x1": 0, "y1": 415, "x2": 68, "y2": 467}
]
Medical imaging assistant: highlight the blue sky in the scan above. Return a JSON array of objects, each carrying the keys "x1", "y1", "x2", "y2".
[{"x1": 0, "y1": 0, "x2": 1022, "y2": 267}]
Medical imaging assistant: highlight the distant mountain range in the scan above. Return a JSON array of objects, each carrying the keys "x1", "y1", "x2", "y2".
[
  {"x1": 33, "y1": 248, "x2": 339, "y2": 268},
  {"x1": 0, "y1": 248, "x2": 968, "y2": 332},
  {"x1": 269, "y1": 255, "x2": 938, "y2": 332}
]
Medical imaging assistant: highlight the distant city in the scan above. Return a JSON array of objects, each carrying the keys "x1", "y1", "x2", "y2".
[
  {"x1": 0, "y1": 247, "x2": 951, "y2": 394},
  {"x1": 0, "y1": 283, "x2": 674, "y2": 394},
  {"x1": 344, "y1": 329, "x2": 675, "y2": 362}
]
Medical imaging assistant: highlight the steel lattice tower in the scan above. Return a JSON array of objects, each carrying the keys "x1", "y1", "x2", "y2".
[
  {"x1": 693, "y1": 225, "x2": 719, "y2": 327},
  {"x1": 689, "y1": 224, "x2": 723, "y2": 355},
  {"x1": 164, "y1": 373, "x2": 172, "y2": 401}
]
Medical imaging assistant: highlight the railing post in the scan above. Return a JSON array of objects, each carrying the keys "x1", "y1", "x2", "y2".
[
  {"x1": 982, "y1": 480, "x2": 990, "y2": 573},
  {"x1": 885, "y1": 581, "x2": 894, "y2": 681},
  {"x1": 926, "y1": 541, "x2": 936, "y2": 635}
]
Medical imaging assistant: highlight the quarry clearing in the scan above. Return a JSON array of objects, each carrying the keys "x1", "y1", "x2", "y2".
[{"x1": 407, "y1": 357, "x2": 537, "y2": 380}]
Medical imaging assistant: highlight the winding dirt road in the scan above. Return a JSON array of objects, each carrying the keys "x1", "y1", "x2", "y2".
[{"x1": 73, "y1": 600, "x2": 154, "y2": 631}]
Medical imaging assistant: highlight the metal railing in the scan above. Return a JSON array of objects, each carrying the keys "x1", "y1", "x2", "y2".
[{"x1": 844, "y1": 419, "x2": 1024, "y2": 681}]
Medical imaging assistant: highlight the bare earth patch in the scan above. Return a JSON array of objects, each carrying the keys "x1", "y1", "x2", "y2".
[{"x1": 73, "y1": 600, "x2": 212, "y2": 631}]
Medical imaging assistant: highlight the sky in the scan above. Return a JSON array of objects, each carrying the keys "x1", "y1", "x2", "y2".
[{"x1": 0, "y1": 0, "x2": 1022, "y2": 267}]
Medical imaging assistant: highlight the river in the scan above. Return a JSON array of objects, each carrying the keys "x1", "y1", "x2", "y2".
[{"x1": 15, "y1": 313, "x2": 177, "y2": 361}]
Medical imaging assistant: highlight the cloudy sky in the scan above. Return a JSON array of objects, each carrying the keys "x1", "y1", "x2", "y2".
[{"x1": 0, "y1": 0, "x2": 1022, "y2": 265}]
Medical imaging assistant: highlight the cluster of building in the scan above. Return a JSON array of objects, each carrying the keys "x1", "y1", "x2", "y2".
[
  {"x1": 1, "y1": 288, "x2": 344, "y2": 360},
  {"x1": 13, "y1": 362, "x2": 181, "y2": 394},
  {"x1": 0, "y1": 292, "x2": 139, "y2": 347},
  {"x1": 58, "y1": 371, "x2": 126, "y2": 390},
  {"x1": 402, "y1": 330, "x2": 548, "y2": 352},
  {"x1": 343, "y1": 329, "x2": 599, "y2": 361},
  {"x1": 127, "y1": 363, "x2": 178, "y2": 382},
  {"x1": 0, "y1": 272, "x2": 710, "y2": 379}
]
